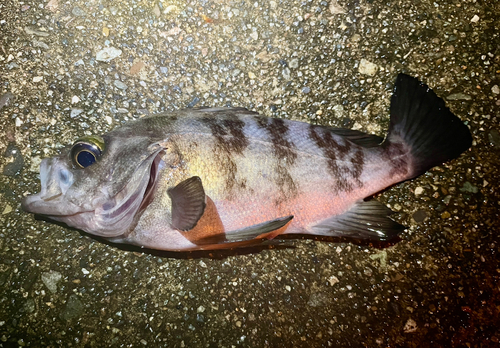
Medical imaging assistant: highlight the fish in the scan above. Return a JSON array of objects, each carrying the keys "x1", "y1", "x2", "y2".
[{"x1": 21, "y1": 74, "x2": 473, "y2": 251}]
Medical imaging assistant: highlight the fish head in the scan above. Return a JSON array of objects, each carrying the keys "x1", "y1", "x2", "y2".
[{"x1": 22, "y1": 129, "x2": 165, "y2": 238}]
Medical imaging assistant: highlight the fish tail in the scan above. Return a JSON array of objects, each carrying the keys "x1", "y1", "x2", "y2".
[{"x1": 382, "y1": 74, "x2": 472, "y2": 179}]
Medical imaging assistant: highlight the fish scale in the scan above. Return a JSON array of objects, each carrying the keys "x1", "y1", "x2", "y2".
[{"x1": 22, "y1": 74, "x2": 472, "y2": 251}]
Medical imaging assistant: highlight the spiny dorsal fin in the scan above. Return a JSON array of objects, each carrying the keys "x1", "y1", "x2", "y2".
[
  {"x1": 168, "y1": 176, "x2": 206, "y2": 231},
  {"x1": 311, "y1": 200, "x2": 405, "y2": 241}
]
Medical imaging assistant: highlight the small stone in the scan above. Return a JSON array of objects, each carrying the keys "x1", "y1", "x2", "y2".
[
  {"x1": 2, "y1": 205, "x2": 12, "y2": 215},
  {"x1": 301, "y1": 86, "x2": 311, "y2": 94},
  {"x1": 96, "y1": 47, "x2": 122, "y2": 62},
  {"x1": 358, "y1": 59, "x2": 378, "y2": 76},
  {"x1": 329, "y1": 0, "x2": 346, "y2": 14},
  {"x1": 41, "y1": 270, "x2": 62, "y2": 294},
  {"x1": 71, "y1": 96, "x2": 80, "y2": 104},
  {"x1": 446, "y1": 93, "x2": 472, "y2": 101},
  {"x1": 0, "y1": 92, "x2": 15, "y2": 110},
  {"x1": 488, "y1": 129, "x2": 500, "y2": 148},
  {"x1": 248, "y1": 71, "x2": 256, "y2": 79},
  {"x1": 60, "y1": 294, "x2": 84, "y2": 320},
  {"x1": 130, "y1": 61, "x2": 145, "y2": 75},
  {"x1": 289, "y1": 58, "x2": 299, "y2": 69},
  {"x1": 197, "y1": 306, "x2": 205, "y2": 313},
  {"x1": 70, "y1": 108, "x2": 83, "y2": 118},
  {"x1": 250, "y1": 31, "x2": 258, "y2": 40},
  {"x1": 328, "y1": 275, "x2": 339, "y2": 286},
  {"x1": 282, "y1": 67, "x2": 291, "y2": 80},
  {"x1": 24, "y1": 27, "x2": 49, "y2": 37},
  {"x1": 412, "y1": 210, "x2": 427, "y2": 223},
  {"x1": 414, "y1": 187, "x2": 424, "y2": 195},
  {"x1": 470, "y1": 15, "x2": 480, "y2": 23},
  {"x1": 403, "y1": 318, "x2": 417, "y2": 333},
  {"x1": 492, "y1": 85, "x2": 500, "y2": 95},
  {"x1": 460, "y1": 181, "x2": 478, "y2": 194},
  {"x1": 72, "y1": 6, "x2": 86, "y2": 16},
  {"x1": 114, "y1": 80, "x2": 128, "y2": 90},
  {"x1": 33, "y1": 76, "x2": 43, "y2": 82},
  {"x1": 332, "y1": 105, "x2": 345, "y2": 118},
  {"x1": 441, "y1": 211, "x2": 451, "y2": 219},
  {"x1": 29, "y1": 156, "x2": 41, "y2": 172}
]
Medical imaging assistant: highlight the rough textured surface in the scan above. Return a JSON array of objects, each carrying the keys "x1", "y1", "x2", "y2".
[{"x1": 0, "y1": 0, "x2": 499, "y2": 347}]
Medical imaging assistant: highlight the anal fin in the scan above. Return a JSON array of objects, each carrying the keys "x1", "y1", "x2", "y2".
[
  {"x1": 310, "y1": 200, "x2": 405, "y2": 241},
  {"x1": 194, "y1": 215, "x2": 294, "y2": 250}
]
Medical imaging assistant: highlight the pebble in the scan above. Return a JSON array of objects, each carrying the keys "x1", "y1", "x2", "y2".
[
  {"x1": 358, "y1": 59, "x2": 378, "y2": 76},
  {"x1": 329, "y1": 0, "x2": 346, "y2": 14},
  {"x1": 41, "y1": 270, "x2": 62, "y2": 294},
  {"x1": 114, "y1": 80, "x2": 128, "y2": 90},
  {"x1": 328, "y1": 275, "x2": 339, "y2": 286},
  {"x1": 470, "y1": 15, "x2": 480, "y2": 23},
  {"x1": 248, "y1": 71, "x2": 256, "y2": 79},
  {"x1": 60, "y1": 294, "x2": 84, "y2": 321},
  {"x1": 446, "y1": 93, "x2": 472, "y2": 101},
  {"x1": 403, "y1": 319, "x2": 417, "y2": 333},
  {"x1": 412, "y1": 210, "x2": 427, "y2": 223},
  {"x1": 72, "y1": 6, "x2": 86, "y2": 16},
  {"x1": 492, "y1": 85, "x2": 500, "y2": 95},
  {"x1": 460, "y1": 181, "x2": 478, "y2": 194},
  {"x1": 301, "y1": 86, "x2": 311, "y2": 94},
  {"x1": 414, "y1": 187, "x2": 424, "y2": 195},
  {"x1": 33, "y1": 40, "x2": 49, "y2": 50},
  {"x1": 0, "y1": 92, "x2": 15, "y2": 110},
  {"x1": 289, "y1": 58, "x2": 299, "y2": 69},
  {"x1": 70, "y1": 108, "x2": 84, "y2": 118},
  {"x1": 96, "y1": 47, "x2": 122, "y2": 62},
  {"x1": 33, "y1": 76, "x2": 43, "y2": 82},
  {"x1": 71, "y1": 96, "x2": 80, "y2": 104},
  {"x1": 24, "y1": 26, "x2": 49, "y2": 37},
  {"x1": 282, "y1": 67, "x2": 291, "y2": 80},
  {"x1": 488, "y1": 129, "x2": 500, "y2": 148}
]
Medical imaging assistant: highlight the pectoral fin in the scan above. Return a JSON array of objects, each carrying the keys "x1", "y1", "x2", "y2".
[{"x1": 168, "y1": 176, "x2": 206, "y2": 231}]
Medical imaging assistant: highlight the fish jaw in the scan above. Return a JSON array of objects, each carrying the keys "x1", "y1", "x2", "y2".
[{"x1": 22, "y1": 148, "x2": 164, "y2": 238}]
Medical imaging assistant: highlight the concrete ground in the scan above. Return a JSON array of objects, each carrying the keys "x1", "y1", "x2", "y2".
[{"x1": 1, "y1": 0, "x2": 499, "y2": 347}]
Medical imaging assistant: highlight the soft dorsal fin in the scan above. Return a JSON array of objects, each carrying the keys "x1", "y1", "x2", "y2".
[
  {"x1": 328, "y1": 128, "x2": 383, "y2": 148},
  {"x1": 167, "y1": 176, "x2": 206, "y2": 231},
  {"x1": 310, "y1": 200, "x2": 405, "y2": 241}
]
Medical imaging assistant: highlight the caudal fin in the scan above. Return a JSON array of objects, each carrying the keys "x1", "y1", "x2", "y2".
[{"x1": 383, "y1": 74, "x2": 472, "y2": 178}]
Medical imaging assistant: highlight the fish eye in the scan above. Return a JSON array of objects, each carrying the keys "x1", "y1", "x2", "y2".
[{"x1": 70, "y1": 136, "x2": 105, "y2": 168}]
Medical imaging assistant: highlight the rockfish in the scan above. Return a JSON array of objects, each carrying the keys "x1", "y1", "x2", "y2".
[{"x1": 22, "y1": 74, "x2": 472, "y2": 251}]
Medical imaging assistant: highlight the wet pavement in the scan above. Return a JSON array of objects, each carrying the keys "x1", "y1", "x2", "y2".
[{"x1": 1, "y1": 0, "x2": 499, "y2": 347}]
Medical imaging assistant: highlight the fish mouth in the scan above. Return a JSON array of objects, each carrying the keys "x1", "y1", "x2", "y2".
[{"x1": 22, "y1": 149, "x2": 164, "y2": 238}]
